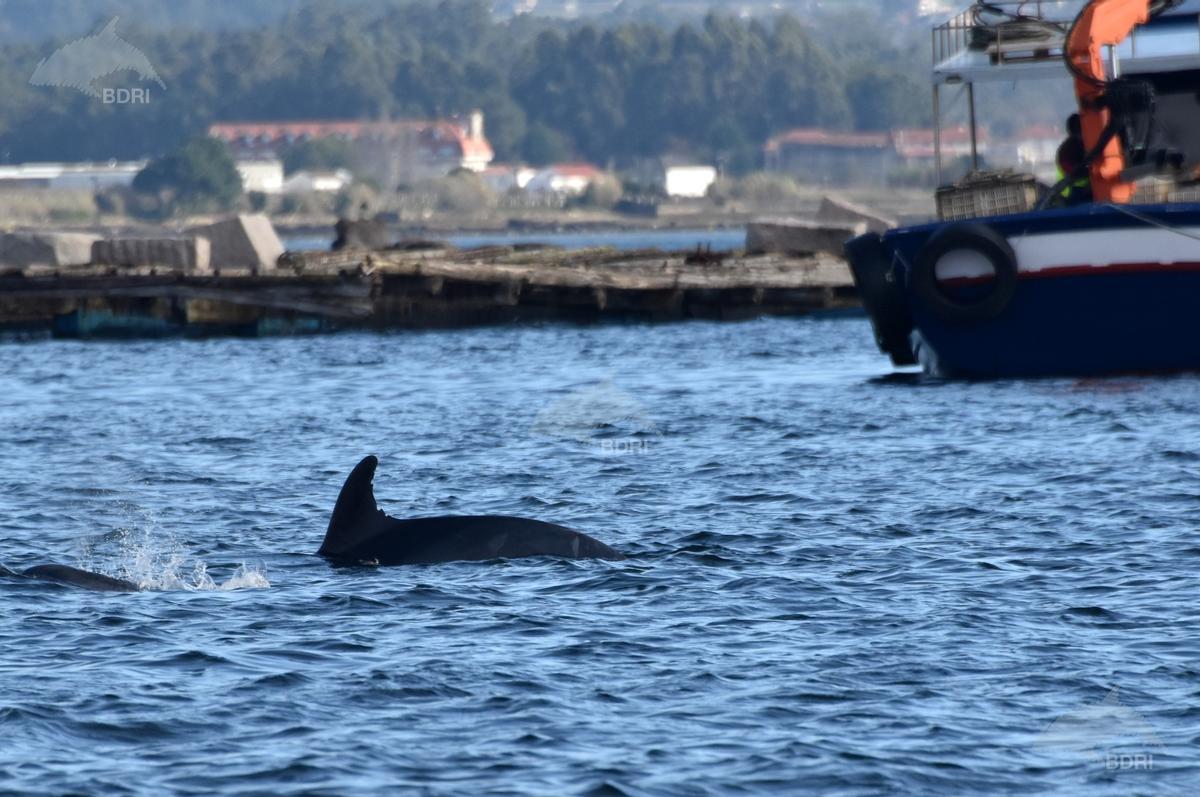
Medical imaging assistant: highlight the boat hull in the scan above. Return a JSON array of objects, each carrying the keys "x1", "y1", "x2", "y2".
[{"x1": 847, "y1": 203, "x2": 1200, "y2": 379}]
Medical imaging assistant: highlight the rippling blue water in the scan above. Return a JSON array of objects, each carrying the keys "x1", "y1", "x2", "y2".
[{"x1": 1, "y1": 318, "x2": 1198, "y2": 795}]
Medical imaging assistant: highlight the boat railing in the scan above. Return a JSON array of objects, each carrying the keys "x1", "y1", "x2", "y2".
[{"x1": 933, "y1": 1, "x2": 1089, "y2": 69}]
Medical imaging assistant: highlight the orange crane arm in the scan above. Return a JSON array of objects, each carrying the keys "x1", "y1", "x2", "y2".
[{"x1": 1066, "y1": 0, "x2": 1152, "y2": 203}]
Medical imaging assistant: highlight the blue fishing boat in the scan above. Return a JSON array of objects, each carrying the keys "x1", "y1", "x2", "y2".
[{"x1": 847, "y1": 0, "x2": 1200, "y2": 378}]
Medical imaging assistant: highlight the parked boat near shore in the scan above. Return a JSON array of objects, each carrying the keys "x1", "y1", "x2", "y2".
[
  {"x1": 849, "y1": 202, "x2": 1200, "y2": 377},
  {"x1": 846, "y1": 0, "x2": 1200, "y2": 378}
]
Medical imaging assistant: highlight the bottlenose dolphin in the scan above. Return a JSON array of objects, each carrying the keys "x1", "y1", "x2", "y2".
[
  {"x1": 29, "y1": 18, "x2": 166, "y2": 98},
  {"x1": 0, "y1": 563, "x2": 139, "y2": 592},
  {"x1": 319, "y1": 456, "x2": 625, "y2": 565}
]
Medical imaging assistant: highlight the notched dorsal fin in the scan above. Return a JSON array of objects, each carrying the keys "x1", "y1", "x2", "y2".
[{"x1": 319, "y1": 455, "x2": 387, "y2": 556}]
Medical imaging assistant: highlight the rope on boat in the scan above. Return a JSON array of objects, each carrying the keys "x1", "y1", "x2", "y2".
[
  {"x1": 970, "y1": 3, "x2": 1065, "y2": 47},
  {"x1": 1104, "y1": 203, "x2": 1200, "y2": 245}
]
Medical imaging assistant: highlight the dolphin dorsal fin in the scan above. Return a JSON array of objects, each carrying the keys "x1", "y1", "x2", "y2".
[
  {"x1": 319, "y1": 455, "x2": 387, "y2": 556},
  {"x1": 98, "y1": 17, "x2": 120, "y2": 37}
]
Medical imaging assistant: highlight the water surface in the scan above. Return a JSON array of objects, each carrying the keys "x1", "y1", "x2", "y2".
[{"x1": 0, "y1": 318, "x2": 1197, "y2": 795}]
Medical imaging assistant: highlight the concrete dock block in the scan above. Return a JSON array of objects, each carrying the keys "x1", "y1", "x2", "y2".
[
  {"x1": 0, "y1": 232, "x2": 98, "y2": 269},
  {"x1": 91, "y1": 236, "x2": 212, "y2": 274},
  {"x1": 188, "y1": 214, "x2": 284, "y2": 272},
  {"x1": 816, "y1": 195, "x2": 897, "y2": 234},
  {"x1": 745, "y1": 219, "x2": 865, "y2": 257}
]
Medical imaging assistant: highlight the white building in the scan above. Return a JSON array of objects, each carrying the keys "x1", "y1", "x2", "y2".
[
  {"x1": 627, "y1": 158, "x2": 719, "y2": 198},
  {"x1": 481, "y1": 164, "x2": 538, "y2": 193},
  {"x1": 282, "y1": 169, "x2": 354, "y2": 194},
  {"x1": 236, "y1": 159, "x2": 285, "y2": 194},
  {"x1": 662, "y1": 164, "x2": 717, "y2": 199},
  {"x1": 974, "y1": 125, "x2": 1062, "y2": 183},
  {"x1": 0, "y1": 161, "x2": 146, "y2": 190},
  {"x1": 525, "y1": 163, "x2": 602, "y2": 195}
]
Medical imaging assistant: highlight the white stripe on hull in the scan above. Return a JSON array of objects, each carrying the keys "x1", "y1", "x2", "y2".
[
  {"x1": 1011, "y1": 227, "x2": 1200, "y2": 272},
  {"x1": 933, "y1": 227, "x2": 1200, "y2": 281}
]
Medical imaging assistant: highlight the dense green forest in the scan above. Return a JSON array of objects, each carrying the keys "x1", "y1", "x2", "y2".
[
  {"x1": 0, "y1": 0, "x2": 923, "y2": 41},
  {"x1": 0, "y1": 0, "x2": 931, "y2": 172}
]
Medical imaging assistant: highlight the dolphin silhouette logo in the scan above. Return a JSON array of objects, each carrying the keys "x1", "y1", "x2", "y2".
[
  {"x1": 531, "y1": 380, "x2": 660, "y2": 445},
  {"x1": 1034, "y1": 687, "x2": 1164, "y2": 761},
  {"x1": 30, "y1": 18, "x2": 165, "y2": 98}
]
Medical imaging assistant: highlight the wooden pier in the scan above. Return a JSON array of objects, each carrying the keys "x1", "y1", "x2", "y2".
[{"x1": 0, "y1": 245, "x2": 859, "y2": 338}]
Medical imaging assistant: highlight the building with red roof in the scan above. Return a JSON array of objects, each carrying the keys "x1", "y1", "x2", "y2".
[
  {"x1": 209, "y1": 111, "x2": 494, "y2": 188},
  {"x1": 764, "y1": 125, "x2": 986, "y2": 186},
  {"x1": 764, "y1": 128, "x2": 893, "y2": 186},
  {"x1": 525, "y1": 163, "x2": 603, "y2": 195}
]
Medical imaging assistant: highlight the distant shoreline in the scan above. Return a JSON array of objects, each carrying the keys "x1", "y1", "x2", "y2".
[
  {"x1": 0, "y1": 187, "x2": 935, "y2": 240},
  {"x1": 282, "y1": 227, "x2": 750, "y2": 254},
  {"x1": 0, "y1": 212, "x2": 750, "y2": 240},
  {"x1": 276, "y1": 218, "x2": 746, "y2": 241}
]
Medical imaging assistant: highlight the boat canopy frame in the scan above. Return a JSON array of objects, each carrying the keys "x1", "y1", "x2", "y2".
[
  {"x1": 929, "y1": 0, "x2": 1200, "y2": 184},
  {"x1": 930, "y1": 1, "x2": 1090, "y2": 183}
]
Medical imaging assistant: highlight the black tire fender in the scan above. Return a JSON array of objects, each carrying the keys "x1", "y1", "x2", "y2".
[{"x1": 912, "y1": 223, "x2": 1018, "y2": 324}]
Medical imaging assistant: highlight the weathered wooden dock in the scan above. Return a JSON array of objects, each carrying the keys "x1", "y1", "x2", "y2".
[{"x1": 0, "y1": 245, "x2": 858, "y2": 338}]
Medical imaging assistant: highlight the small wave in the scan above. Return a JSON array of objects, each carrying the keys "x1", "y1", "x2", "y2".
[
  {"x1": 1061, "y1": 605, "x2": 1120, "y2": 623},
  {"x1": 319, "y1": 357, "x2": 385, "y2": 368},
  {"x1": 185, "y1": 435, "x2": 256, "y2": 447}
]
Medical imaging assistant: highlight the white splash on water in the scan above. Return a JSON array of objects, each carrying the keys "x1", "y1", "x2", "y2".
[
  {"x1": 123, "y1": 554, "x2": 271, "y2": 592},
  {"x1": 183, "y1": 561, "x2": 272, "y2": 592},
  {"x1": 78, "y1": 511, "x2": 270, "y2": 592}
]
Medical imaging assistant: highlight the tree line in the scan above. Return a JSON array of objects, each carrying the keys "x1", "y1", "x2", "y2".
[
  {"x1": 0, "y1": 0, "x2": 917, "y2": 43},
  {"x1": 0, "y1": 0, "x2": 930, "y2": 173}
]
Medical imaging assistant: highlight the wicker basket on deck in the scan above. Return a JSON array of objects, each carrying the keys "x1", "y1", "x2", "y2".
[{"x1": 936, "y1": 172, "x2": 1041, "y2": 221}]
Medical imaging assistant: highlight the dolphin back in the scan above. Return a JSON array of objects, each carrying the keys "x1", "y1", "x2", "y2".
[
  {"x1": 22, "y1": 564, "x2": 139, "y2": 592},
  {"x1": 320, "y1": 455, "x2": 625, "y2": 565}
]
